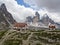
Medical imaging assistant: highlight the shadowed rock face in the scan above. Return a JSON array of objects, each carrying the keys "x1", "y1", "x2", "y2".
[
  {"x1": 41, "y1": 14, "x2": 55, "y2": 26},
  {"x1": 41, "y1": 14, "x2": 60, "y2": 28},
  {"x1": 0, "y1": 3, "x2": 16, "y2": 29}
]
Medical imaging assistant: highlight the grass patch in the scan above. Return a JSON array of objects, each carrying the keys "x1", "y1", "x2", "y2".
[
  {"x1": 0, "y1": 30, "x2": 7, "y2": 39},
  {"x1": 4, "y1": 39, "x2": 22, "y2": 45},
  {"x1": 30, "y1": 30, "x2": 45, "y2": 32},
  {"x1": 49, "y1": 30, "x2": 60, "y2": 32}
]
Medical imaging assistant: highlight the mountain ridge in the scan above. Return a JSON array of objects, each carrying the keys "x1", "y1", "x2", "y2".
[{"x1": 0, "y1": 3, "x2": 16, "y2": 29}]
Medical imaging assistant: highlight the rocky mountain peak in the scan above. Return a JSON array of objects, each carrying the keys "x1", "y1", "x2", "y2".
[
  {"x1": 43, "y1": 14, "x2": 49, "y2": 17},
  {"x1": 0, "y1": 3, "x2": 16, "y2": 29},
  {"x1": 0, "y1": 3, "x2": 7, "y2": 11},
  {"x1": 41, "y1": 13, "x2": 55, "y2": 26}
]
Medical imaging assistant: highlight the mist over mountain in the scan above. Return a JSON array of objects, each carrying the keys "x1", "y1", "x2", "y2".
[{"x1": 26, "y1": 12, "x2": 60, "y2": 28}]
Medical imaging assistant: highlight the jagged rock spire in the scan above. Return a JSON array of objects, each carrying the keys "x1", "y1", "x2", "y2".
[
  {"x1": 0, "y1": 3, "x2": 16, "y2": 29},
  {"x1": 0, "y1": 3, "x2": 7, "y2": 11}
]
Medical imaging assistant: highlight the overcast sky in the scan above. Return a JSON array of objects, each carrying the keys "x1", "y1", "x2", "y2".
[{"x1": 0, "y1": 0, "x2": 60, "y2": 23}]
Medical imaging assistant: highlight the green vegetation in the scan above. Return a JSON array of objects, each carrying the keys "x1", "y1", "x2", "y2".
[
  {"x1": 0, "y1": 30, "x2": 60, "y2": 45},
  {"x1": 10, "y1": 32, "x2": 31, "y2": 40},
  {"x1": 33, "y1": 31, "x2": 60, "y2": 40},
  {"x1": 30, "y1": 30, "x2": 44, "y2": 32},
  {"x1": 49, "y1": 30, "x2": 60, "y2": 32},
  {"x1": 0, "y1": 30, "x2": 7, "y2": 39},
  {"x1": 4, "y1": 39, "x2": 22, "y2": 45},
  {"x1": 21, "y1": 33, "x2": 31, "y2": 40}
]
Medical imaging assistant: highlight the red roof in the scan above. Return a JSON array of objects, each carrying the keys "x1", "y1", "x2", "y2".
[{"x1": 14, "y1": 23, "x2": 27, "y2": 27}]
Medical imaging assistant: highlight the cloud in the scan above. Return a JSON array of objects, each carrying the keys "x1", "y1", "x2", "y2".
[
  {"x1": 24, "y1": 0, "x2": 60, "y2": 23},
  {"x1": 24, "y1": 0, "x2": 60, "y2": 12},
  {"x1": 0, "y1": 0, "x2": 35, "y2": 22},
  {"x1": 0, "y1": 0, "x2": 60, "y2": 23}
]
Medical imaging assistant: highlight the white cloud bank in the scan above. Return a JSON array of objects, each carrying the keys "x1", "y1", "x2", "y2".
[
  {"x1": 24, "y1": 0, "x2": 60, "y2": 23},
  {"x1": 0, "y1": 0, "x2": 60, "y2": 23},
  {"x1": 0, "y1": 0, "x2": 35, "y2": 22}
]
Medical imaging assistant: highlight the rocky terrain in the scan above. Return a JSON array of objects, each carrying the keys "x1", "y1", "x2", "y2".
[{"x1": 0, "y1": 29, "x2": 60, "y2": 45}]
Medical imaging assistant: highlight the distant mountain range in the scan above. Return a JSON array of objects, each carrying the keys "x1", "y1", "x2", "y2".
[
  {"x1": 41, "y1": 14, "x2": 60, "y2": 28},
  {"x1": 26, "y1": 12, "x2": 60, "y2": 28},
  {"x1": 0, "y1": 3, "x2": 16, "y2": 29}
]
